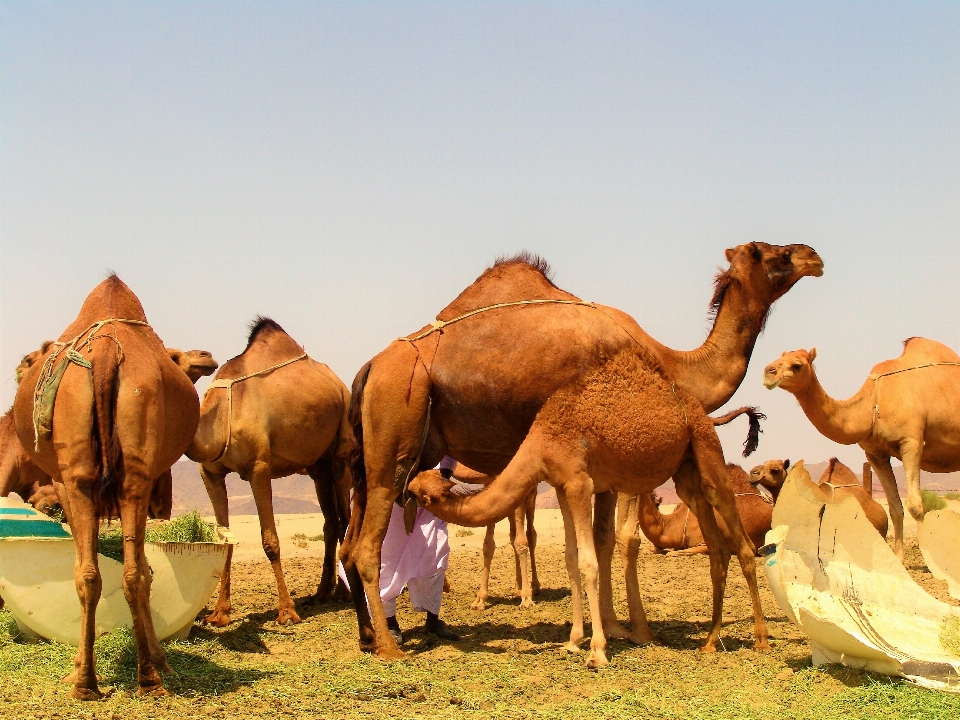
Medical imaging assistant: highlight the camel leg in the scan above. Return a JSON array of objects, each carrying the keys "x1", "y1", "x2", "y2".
[
  {"x1": 249, "y1": 463, "x2": 301, "y2": 625},
  {"x1": 595, "y1": 490, "x2": 631, "y2": 640},
  {"x1": 900, "y1": 436, "x2": 926, "y2": 522},
  {"x1": 690, "y1": 429, "x2": 769, "y2": 651},
  {"x1": 59, "y1": 484, "x2": 102, "y2": 700},
  {"x1": 614, "y1": 493, "x2": 656, "y2": 645},
  {"x1": 338, "y1": 486, "x2": 375, "y2": 650},
  {"x1": 561, "y1": 476, "x2": 608, "y2": 669},
  {"x1": 867, "y1": 453, "x2": 905, "y2": 560},
  {"x1": 511, "y1": 503, "x2": 535, "y2": 608},
  {"x1": 119, "y1": 488, "x2": 170, "y2": 696},
  {"x1": 526, "y1": 490, "x2": 541, "y2": 596},
  {"x1": 556, "y1": 487, "x2": 585, "y2": 653},
  {"x1": 200, "y1": 466, "x2": 234, "y2": 626},
  {"x1": 472, "y1": 524, "x2": 496, "y2": 611},
  {"x1": 667, "y1": 545, "x2": 710, "y2": 556},
  {"x1": 310, "y1": 461, "x2": 340, "y2": 602}
]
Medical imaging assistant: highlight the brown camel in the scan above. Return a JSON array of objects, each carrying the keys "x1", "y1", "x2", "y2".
[
  {"x1": 451, "y1": 465, "x2": 540, "y2": 610},
  {"x1": 342, "y1": 244, "x2": 821, "y2": 660},
  {"x1": 186, "y1": 317, "x2": 352, "y2": 627},
  {"x1": 763, "y1": 338, "x2": 960, "y2": 559},
  {"x1": 750, "y1": 457, "x2": 888, "y2": 537},
  {"x1": 636, "y1": 464, "x2": 773, "y2": 555},
  {"x1": 2, "y1": 348, "x2": 218, "y2": 518},
  {"x1": 410, "y1": 350, "x2": 769, "y2": 667},
  {"x1": 12, "y1": 276, "x2": 200, "y2": 699}
]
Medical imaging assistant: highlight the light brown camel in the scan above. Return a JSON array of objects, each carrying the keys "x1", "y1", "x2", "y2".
[
  {"x1": 186, "y1": 317, "x2": 352, "y2": 627},
  {"x1": 763, "y1": 338, "x2": 960, "y2": 559},
  {"x1": 450, "y1": 465, "x2": 540, "y2": 611},
  {"x1": 12, "y1": 276, "x2": 200, "y2": 699},
  {"x1": 750, "y1": 457, "x2": 888, "y2": 537},
  {"x1": 410, "y1": 349, "x2": 769, "y2": 667},
  {"x1": 636, "y1": 464, "x2": 773, "y2": 555},
  {"x1": 342, "y1": 244, "x2": 821, "y2": 659}
]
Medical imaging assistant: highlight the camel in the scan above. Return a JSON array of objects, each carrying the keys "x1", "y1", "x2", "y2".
[
  {"x1": 186, "y1": 317, "x2": 352, "y2": 627},
  {"x1": 12, "y1": 276, "x2": 200, "y2": 699},
  {"x1": 750, "y1": 457, "x2": 888, "y2": 537},
  {"x1": 449, "y1": 465, "x2": 540, "y2": 611},
  {"x1": 342, "y1": 243, "x2": 822, "y2": 660},
  {"x1": 636, "y1": 464, "x2": 773, "y2": 555},
  {"x1": 763, "y1": 338, "x2": 960, "y2": 559},
  {"x1": 410, "y1": 349, "x2": 769, "y2": 667}
]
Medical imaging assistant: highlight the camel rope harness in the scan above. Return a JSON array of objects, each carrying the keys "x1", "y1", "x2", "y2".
[
  {"x1": 32, "y1": 318, "x2": 151, "y2": 451},
  {"x1": 868, "y1": 361, "x2": 960, "y2": 429},
  {"x1": 204, "y1": 353, "x2": 308, "y2": 462}
]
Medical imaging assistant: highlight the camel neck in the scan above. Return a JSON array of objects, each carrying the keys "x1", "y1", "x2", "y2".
[
  {"x1": 791, "y1": 373, "x2": 874, "y2": 445},
  {"x1": 658, "y1": 279, "x2": 768, "y2": 413}
]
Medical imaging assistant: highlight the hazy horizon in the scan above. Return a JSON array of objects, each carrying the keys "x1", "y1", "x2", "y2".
[{"x1": 2, "y1": 2, "x2": 958, "y2": 471}]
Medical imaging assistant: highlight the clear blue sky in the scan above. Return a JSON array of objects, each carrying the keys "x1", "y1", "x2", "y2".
[{"x1": 2, "y1": 2, "x2": 958, "y2": 470}]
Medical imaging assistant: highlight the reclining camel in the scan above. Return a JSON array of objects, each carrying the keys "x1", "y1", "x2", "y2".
[
  {"x1": 12, "y1": 275, "x2": 202, "y2": 699},
  {"x1": 187, "y1": 317, "x2": 352, "y2": 627},
  {"x1": 342, "y1": 244, "x2": 822, "y2": 660},
  {"x1": 410, "y1": 349, "x2": 769, "y2": 668},
  {"x1": 636, "y1": 464, "x2": 773, "y2": 555},
  {"x1": 750, "y1": 457, "x2": 888, "y2": 536},
  {"x1": 763, "y1": 338, "x2": 959, "y2": 559}
]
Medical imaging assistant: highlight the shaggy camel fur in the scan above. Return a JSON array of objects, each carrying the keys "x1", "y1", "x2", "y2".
[
  {"x1": 451, "y1": 465, "x2": 540, "y2": 610},
  {"x1": 763, "y1": 338, "x2": 960, "y2": 559},
  {"x1": 12, "y1": 276, "x2": 200, "y2": 699},
  {"x1": 750, "y1": 457, "x2": 888, "y2": 537},
  {"x1": 410, "y1": 350, "x2": 769, "y2": 668},
  {"x1": 187, "y1": 318, "x2": 352, "y2": 627},
  {"x1": 343, "y1": 244, "x2": 822, "y2": 660},
  {"x1": 636, "y1": 464, "x2": 773, "y2": 555},
  {"x1": 2, "y1": 348, "x2": 218, "y2": 518}
]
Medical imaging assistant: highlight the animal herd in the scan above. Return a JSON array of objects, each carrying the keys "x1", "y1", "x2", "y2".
[{"x1": 3, "y1": 241, "x2": 959, "y2": 700}]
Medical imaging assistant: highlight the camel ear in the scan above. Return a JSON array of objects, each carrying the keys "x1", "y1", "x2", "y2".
[
  {"x1": 725, "y1": 247, "x2": 734, "y2": 262},
  {"x1": 40, "y1": 340, "x2": 54, "y2": 353},
  {"x1": 784, "y1": 459, "x2": 791, "y2": 470},
  {"x1": 167, "y1": 348, "x2": 182, "y2": 365},
  {"x1": 807, "y1": 348, "x2": 816, "y2": 362}
]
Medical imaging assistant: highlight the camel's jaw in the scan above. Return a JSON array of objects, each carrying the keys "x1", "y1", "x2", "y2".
[{"x1": 762, "y1": 371, "x2": 783, "y2": 390}]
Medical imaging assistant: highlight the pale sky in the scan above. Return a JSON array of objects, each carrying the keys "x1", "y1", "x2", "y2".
[{"x1": 2, "y1": 2, "x2": 958, "y2": 471}]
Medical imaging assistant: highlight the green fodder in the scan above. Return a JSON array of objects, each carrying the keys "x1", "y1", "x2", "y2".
[
  {"x1": 945, "y1": 492, "x2": 960, "y2": 501},
  {"x1": 922, "y1": 490, "x2": 948, "y2": 513},
  {"x1": 97, "y1": 511, "x2": 219, "y2": 562},
  {"x1": 940, "y1": 615, "x2": 960, "y2": 656}
]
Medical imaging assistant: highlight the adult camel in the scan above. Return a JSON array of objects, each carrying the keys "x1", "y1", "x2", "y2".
[
  {"x1": 187, "y1": 317, "x2": 352, "y2": 627},
  {"x1": 411, "y1": 349, "x2": 769, "y2": 667},
  {"x1": 749, "y1": 457, "x2": 888, "y2": 536},
  {"x1": 12, "y1": 276, "x2": 200, "y2": 699},
  {"x1": 342, "y1": 243, "x2": 823, "y2": 660},
  {"x1": 762, "y1": 338, "x2": 960, "y2": 559}
]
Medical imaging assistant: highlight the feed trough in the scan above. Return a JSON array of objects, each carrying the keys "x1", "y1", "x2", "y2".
[
  {"x1": 0, "y1": 497, "x2": 231, "y2": 645},
  {"x1": 761, "y1": 461, "x2": 960, "y2": 692}
]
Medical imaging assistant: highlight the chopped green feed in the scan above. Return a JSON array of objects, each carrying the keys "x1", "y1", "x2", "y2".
[
  {"x1": 97, "y1": 511, "x2": 219, "y2": 562},
  {"x1": 922, "y1": 490, "x2": 947, "y2": 513},
  {"x1": 940, "y1": 615, "x2": 960, "y2": 656}
]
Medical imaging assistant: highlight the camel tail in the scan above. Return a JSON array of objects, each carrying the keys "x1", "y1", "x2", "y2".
[
  {"x1": 347, "y1": 361, "x2": 372, "y2": 512},
  {"x1": 332, "y1": 381, "x2": 354, "y2": 539},
  {"x1": 91, "y1": 344, "x2": 123, "y2": 518},
  {"x1": 710, "y1": 406, "x2": 766, "y2": 457}
]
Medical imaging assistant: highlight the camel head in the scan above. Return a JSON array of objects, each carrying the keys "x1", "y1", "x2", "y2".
[
  {"x1": 762, "y1": 348, "x2": 816, "y2": 393},
  {"x1": 721, "y1": 243, "x2": 824, "y2": 308},
  {"x1": 749, "y1": 459, "x2": 790, "y2": 492},
  {"x1": 167, "y1": 348, "x2": 219, "y2": 384},
  {"x1": 15, "y1": 341, "x2": 54, "y2": 384},
  {"x1": 408, "y1": 469, "x2": 456, "y2": 506}
]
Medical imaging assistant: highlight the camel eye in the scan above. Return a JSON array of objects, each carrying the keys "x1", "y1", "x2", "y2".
[{"x1": 790, "y1": 364, "x2": 801, "y2": 371}]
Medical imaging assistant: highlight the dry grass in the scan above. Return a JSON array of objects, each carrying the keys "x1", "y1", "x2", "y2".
[{"x1": 0, "y1": 539, "x2": 958, "y2": 718}]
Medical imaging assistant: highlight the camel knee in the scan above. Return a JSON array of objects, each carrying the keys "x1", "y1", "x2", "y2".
[
  {"x1": 75, "y1": 564, "x2": 102, "y2": 599},
  {"x1": 262, "y1": 538, "x2": 281, "y2": 563}
]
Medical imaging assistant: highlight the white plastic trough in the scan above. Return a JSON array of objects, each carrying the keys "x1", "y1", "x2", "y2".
[
  {"x1": 761, "y1": 461, "x2": 960, "y2": 692},
  {"x1": 0, "y1": 496, "x2": 231, "y2": 646}
]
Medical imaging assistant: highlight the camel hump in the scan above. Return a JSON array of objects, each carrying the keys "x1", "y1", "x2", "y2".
[
  {"x1": 872, "y1": 337, "x2": 960, "y2": 375},
  {"x1": 819, "y1": 458, "x2": 859, "y2": 487},
  {"x1": 725, "y1": 463, "x2": 754, "y2": 492},
  {"x1": 62, "y1": 275, "x2": 147, "y2": 340},
  {"x1": 437, "y1": 253, "x2": 580, "y2": 321}
]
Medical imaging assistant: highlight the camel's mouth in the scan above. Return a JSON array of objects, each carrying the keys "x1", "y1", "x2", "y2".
[{"x1": 763, "y1": 374, "x2": 782, "y2": 390}]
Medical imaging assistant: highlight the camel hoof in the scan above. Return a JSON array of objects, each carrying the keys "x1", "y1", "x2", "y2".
[
  {"x1": 69, "y1": 686, "x2": 103, "y2": 701},
  {"x1": 202, "y1": 610, "x2": 232, "y2": 627},
  {"x1": 603, "y1": 622, "x2": 631, "y2": 641},
  {"x1": 532, "y1": 583, "x2": 541, "y2": 596},
  {"x1": 699, "y1": 644, "x2": 719, "y2": 653},
  {"x1": 278, "y1": 610, "x2": 301, "y2": 626},
  {"x1": 375, "y1": 646, "x2": 408, "y2": 662},
  {"x1": 585, "y1": 650, "x2": 609, "y2": 669},
  {"x1": 518, "y1": 597, "x2": 535, "y2": 609},
  {"x1": 471, "y1": 598, "x2": 487, "y2": 611},
  {"x1": 628, "y1": 632, "x2": 659, "y2": 646},
  {"x1": 753, "y1": 640, "x2": 772, "y2": 652},
  {"x1": 562, "y1": 643, "x2": 582, "y2": 654},
  {"x1": 137, "y1": 685, "x2": 170, "y2": 698}
]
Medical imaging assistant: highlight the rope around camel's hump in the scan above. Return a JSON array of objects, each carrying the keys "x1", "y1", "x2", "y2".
[
  {"x1": 203, "y1": 353, "x2": 308, "y2": 463},
  {"x1": 868, "y1": 361, "x2": 960, "y2": 430},
  {"x1": 32, "y1": 318, "x2": 151, "y2": 450}
]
